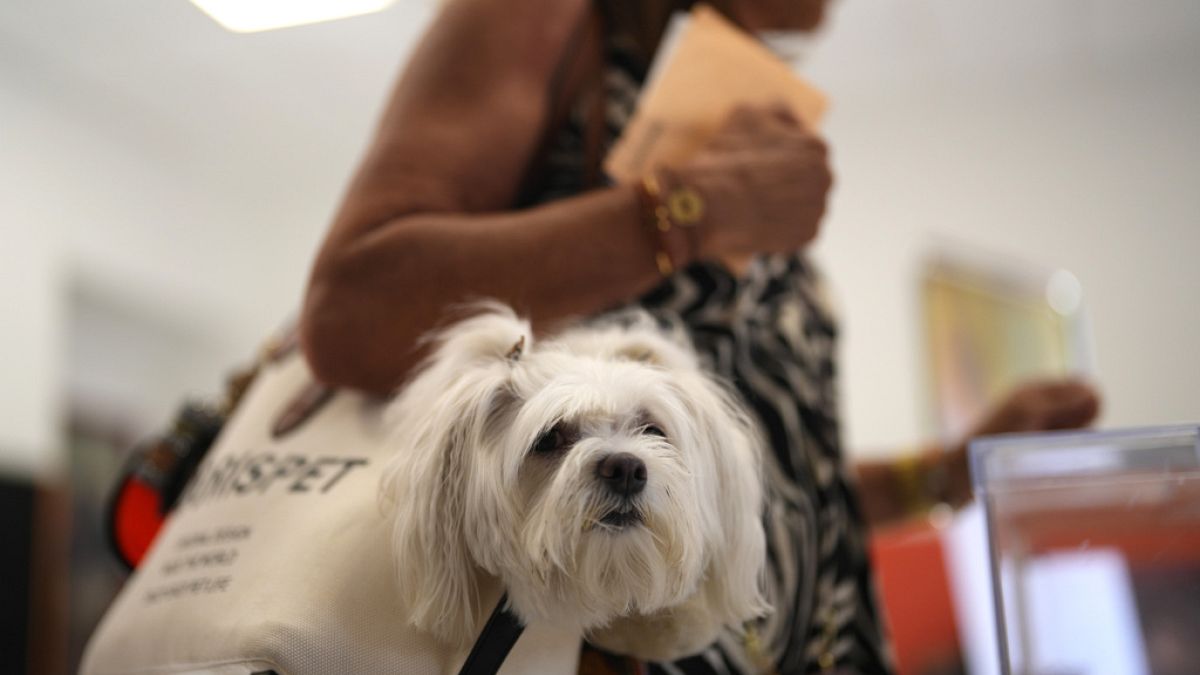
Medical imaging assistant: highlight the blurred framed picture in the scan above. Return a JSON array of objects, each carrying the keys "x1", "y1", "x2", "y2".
[{"x1": 921, "y1": 249, "x2": 1094, "y2": 441}]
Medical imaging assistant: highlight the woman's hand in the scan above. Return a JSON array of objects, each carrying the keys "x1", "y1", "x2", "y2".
[
  {"x1": 967, "y1": 378, "x2": 1102, "y2": 438},
  {"x1": 938, "y1": 379, "x2": 1102, "y2": 509},
  {"x1": 660, "y1": 103, "x2": 833, "y2": 261},
  {"x1": 860, "y1": 379, "x2": 1102, "y2": 526}
]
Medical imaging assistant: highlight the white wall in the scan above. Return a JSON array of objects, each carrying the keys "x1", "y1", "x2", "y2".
[
  {"x1": 0, "y1": 49, "x2": 357, "y2": 477},
  {"x1": 0, "y1": 132, "x2": 62, "y2": 475},
  {"x1": 0, "y1": 78, "x2": 233, "y2": 475},
  {"x1": 0, "y1": 3, "x2": 435, "y2": 478},
  {"x1": 808, "y1": 0, "x2": 1200, "y2": 455}
]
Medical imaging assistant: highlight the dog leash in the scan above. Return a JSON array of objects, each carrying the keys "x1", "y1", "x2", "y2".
[{"x1": 457, "y1": 593, "x2": 526, "y2": 675}]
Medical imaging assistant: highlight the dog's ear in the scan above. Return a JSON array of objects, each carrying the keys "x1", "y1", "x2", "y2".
[
  {"x1": 682, "y1": 373, "x2": 771, "y2": 627},
  {"x1": 380, "y1": 304, "x2": 528, "y2": 646},
  {"x1": 424, "y1": 302, "x2": 533, "y2": 369}
]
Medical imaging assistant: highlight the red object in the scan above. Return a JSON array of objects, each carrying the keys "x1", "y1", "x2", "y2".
[
  {"x1": 870, "y1": 520, "x2": 962, "y2": 675},
  {"x1": 111, "y1": 477, "x2": 165, "y2": 568}
]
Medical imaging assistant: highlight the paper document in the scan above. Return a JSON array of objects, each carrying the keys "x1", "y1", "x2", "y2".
[{"x1": 604, "y1": 4, "x2": 828, "y2": 184}]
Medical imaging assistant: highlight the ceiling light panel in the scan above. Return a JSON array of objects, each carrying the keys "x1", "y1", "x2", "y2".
[{"x1": 189, "y1": 0, "x2": 396, "y2": 33}]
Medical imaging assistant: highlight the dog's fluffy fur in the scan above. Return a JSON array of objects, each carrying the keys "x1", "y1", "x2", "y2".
[{"x1": 380, "y1": 304, "x2": 768, "y2": 661}]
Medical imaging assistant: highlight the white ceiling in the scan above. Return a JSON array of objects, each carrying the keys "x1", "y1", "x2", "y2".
[
  {"x1": 0, "y1": 0, "x2": 431, "y2": 175},
  {"x1": 4, "y1": 0, "x2": 1198, "y2": 194}
]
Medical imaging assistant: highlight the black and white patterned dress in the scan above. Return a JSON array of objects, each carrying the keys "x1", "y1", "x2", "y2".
[{"x1": 522, "y1": 12, "x2": 894, "y2": 675}]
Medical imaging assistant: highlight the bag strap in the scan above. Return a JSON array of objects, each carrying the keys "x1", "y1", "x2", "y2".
[{"x1": 457, "y1": 594, "x2": 526, "y2": 675}]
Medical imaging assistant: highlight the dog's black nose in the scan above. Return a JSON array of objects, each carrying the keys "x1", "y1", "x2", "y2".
[{"x1": 596, "y1": 453, "x2": 647, "y2": 497}]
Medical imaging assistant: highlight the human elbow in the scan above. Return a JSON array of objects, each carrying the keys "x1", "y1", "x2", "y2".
[
  {"x1": 299, "y1": 220, "x2": 442, "y2": 393},
  {"x1": 299, "y1": 274, "x2": 396, "y2": 394},
  {"x1": 300, "y1": 276, "x2": 354, "y2": 388}
]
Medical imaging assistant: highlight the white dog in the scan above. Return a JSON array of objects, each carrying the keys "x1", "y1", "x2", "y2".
[{"x1": 381, "y1": 304, "x2": 768, "y2": 661}]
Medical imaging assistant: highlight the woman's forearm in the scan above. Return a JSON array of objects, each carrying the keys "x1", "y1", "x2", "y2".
[
  {"x1": 854, "y1": 444, "x2": 972, "y2": 528},
  {"x1": 856, "y1": 379, "x2": 1100, "y2": 528},
  {"x1": 301, "y1": 183, "x2": 666, "y2": 393}
]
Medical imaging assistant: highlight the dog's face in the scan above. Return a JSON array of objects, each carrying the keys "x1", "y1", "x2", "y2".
[
  {"x1": 486, "y1": 351, "x2": 716, "y2": 626},
  {"x1": 382, "y1": 306, "x2": 767, "y2": 655}
]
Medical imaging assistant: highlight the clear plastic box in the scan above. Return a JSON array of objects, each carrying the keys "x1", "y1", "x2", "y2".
[{"x1": 971, "y1": 425, "x2": 1200, "y2": 675}]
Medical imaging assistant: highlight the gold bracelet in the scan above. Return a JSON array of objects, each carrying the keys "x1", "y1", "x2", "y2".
[
  {"x1": 638, "y1": 173, "x2": 704, "y2": 277},
  {"x1": 894, "y1": 452, "x2": 930, "y2": 517},
  {"x1": 895, "y1": 448, "x2": 953, "y2": 519}
]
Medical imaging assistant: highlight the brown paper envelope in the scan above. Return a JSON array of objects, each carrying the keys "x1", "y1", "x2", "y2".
[{"x1": 604, "y1": 4, "x2": 828, "y2": 184}]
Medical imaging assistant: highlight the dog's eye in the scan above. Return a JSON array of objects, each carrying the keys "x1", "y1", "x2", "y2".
[
  {"x1": 532, "y1": 424, "x2": 569, "y2": 455},
  {"x1": 643, "y1": 424, "x2": 666, "y2": 438}
]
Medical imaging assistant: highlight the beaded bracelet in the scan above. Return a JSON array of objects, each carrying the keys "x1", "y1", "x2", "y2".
[
  {"x1": 895, "y1": 448, "x2": 953, "y2": 518},
  {"x1": 637, "y1": 172, "x2": 704, "y2": 276}
]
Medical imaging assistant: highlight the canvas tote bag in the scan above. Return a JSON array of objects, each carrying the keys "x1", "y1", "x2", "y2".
[{"x1": 81, "y1": 346, "x2": 581, "y2": 675}]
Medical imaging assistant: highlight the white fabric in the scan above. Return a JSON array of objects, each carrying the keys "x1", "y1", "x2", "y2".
[{"x1": 82, "y1": 352, "x2": 580, "y2": 675}]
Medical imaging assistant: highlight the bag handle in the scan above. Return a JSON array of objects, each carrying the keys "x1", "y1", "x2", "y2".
[{"x1": 457, "y1": 594, "x2": 526, "y2": 675}]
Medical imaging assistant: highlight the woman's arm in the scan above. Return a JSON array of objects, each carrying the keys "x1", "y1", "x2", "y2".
[
  {"x1": 855, "y1": 379, "x2": 1101, "y2": 527},
  {"x1": 855, "y1": 444, "x2": 972, "y2": 527},
  {"x1": 302, "y1": 0, "x2": 833, "y2": 393},
  {"x1": 301, "y1": 0, "x2": 659, "y2": 392},
  {"x1": 304, "y1": 186, "x2": 664, "y2": 393}
]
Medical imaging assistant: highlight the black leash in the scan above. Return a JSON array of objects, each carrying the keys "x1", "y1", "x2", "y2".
[{"x1": 457, "y1": 593, "x2": 526, "y2": 675}]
